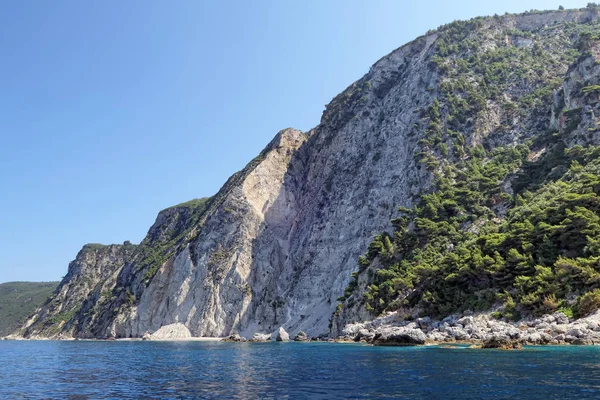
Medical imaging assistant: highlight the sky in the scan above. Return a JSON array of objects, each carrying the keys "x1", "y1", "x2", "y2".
[{"x1": 0, "y1": 0, "x2": 589, "y2": 283}]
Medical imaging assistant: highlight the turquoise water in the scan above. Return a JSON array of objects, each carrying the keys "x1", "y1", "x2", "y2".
[{"x1": 0, "y1": 341, "x2": 599, "y2": 399}]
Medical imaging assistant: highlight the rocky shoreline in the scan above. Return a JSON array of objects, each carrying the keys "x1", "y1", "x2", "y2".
[
  {"x1": 219, "y1": 310, "x2": 600, "y2": 349},
  {"x1": 4, "y1": 311, "x2": 600, "y2": 348},
  {"x1": 337, "y1": 310, "x2": 600, "y2": 348}
]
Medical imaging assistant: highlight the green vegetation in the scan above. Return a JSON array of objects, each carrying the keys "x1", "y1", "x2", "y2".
[
  {"x1": 163, "y1": 197, "x2": 211, "y2": 211},
  {"x1": 578, "y1": 288, "x2": 600, "y2": 316},
  {"x1": 138, "y1": 196, "x2": 212, "y2": 285},
  {"x1": 348, "y1": 144, "x2": 600, "y2": 320},
  {"x1": 338, "y1": 19, "x2": 600, "y2": 323},
  {"x1": 47, "y1": 306, "x2": 81, "y2": 325},
  {"x1": 0, "y1": 282, "x2": 58, "y2": 336}
]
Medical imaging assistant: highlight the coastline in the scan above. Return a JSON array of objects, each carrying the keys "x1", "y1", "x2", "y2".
[
  {"x1": 4, "y1": 310, "x2": 600, "y2": 348},
  {"x1": 1, "y1": 336, "x2": 224, "y2": 342},
  {"x1": 335, "y1": 310, "x2": 600, "y2": 348}
]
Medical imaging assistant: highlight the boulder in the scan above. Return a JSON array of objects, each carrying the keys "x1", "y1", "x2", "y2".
[
  {"x1": 446, "y1": 326, "x2": 469, "y2": 340},
  {"x1": 404, "y1": 322, "x2": 418, "y2": 330},
  {"x1": 567, "y1": 328, "x2": 584, "y2": 338},
  {"x1": 293, "y1": 331, "x2": 309, "y2": 342},
  {"x1": 564, "y1": 335, "x2": 576, "y2": 343},
  {"x1": 586, "y1": 320, "x2": 598, "y2": 330},
  {"x1": 552, "y1": 324, "x2": 568, "y2": 335},
  {"x1": 416, "y1": 317, "x2": 432, "y2": 330},
  {"x1": 249, "y1": 333, "x2": 271, "y2": 342},
  {"x1": 535, "y1": 322, "x2": 550, "y2": 330},
  {"x1": 222, "y1": 334, "x2": 246, "y2": 342},
  {"x1": 552, "y1": 312, "x2": 569, "y2": 325},
  {"x1": 355, "y1": 329, "x2": 375, "y2": 342},
  {"x1": 524, "y1": 332, "x2": 542, "y2": 344},
  {"x1": 442, "y1": 315, "x2": 458, "y2": 326},
  {"x1": 427, "y1": 332, "x2": 447, "y2": 342},
  {"x1": 276, "y1": 327, "x2": 289, "y2": 342},
  {"x1": 372, "y1": 328, "x2": 427, "y2": 346},
  {"x1": 540, "y1": 332, "x2": 552, "y2": 344},
  {"x1": 469, "y1": 329, "x2": 486, "y2": 340}
]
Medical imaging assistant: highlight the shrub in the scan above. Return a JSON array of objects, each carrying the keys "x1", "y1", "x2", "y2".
[
  {"x1": 558, "y1": 306, "x2": 574, "y2": 319},
  {"x1": 578, "y1": 289, "x2": 600, "y2": 316},
  {"x1": 542, "y1": 294, "x2": 560, "y2": 313}
]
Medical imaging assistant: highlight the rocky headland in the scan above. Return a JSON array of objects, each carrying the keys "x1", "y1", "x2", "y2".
[{"x1": 9, "y1": 6, "x2": 600, "y2": 342}]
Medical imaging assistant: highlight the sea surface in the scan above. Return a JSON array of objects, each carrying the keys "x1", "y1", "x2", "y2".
[{"x1": 0, "y1": 341, "x2": 599, "y2": 399}]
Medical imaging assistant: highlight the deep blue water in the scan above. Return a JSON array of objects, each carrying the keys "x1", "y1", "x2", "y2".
[{"x1": 1, "y1": 341, "x2": 599, "y2": 399}]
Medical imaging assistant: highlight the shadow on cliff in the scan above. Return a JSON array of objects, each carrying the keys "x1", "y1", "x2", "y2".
[{"x1": 235, "y1": 124, "x2": 353, "y2": 337}]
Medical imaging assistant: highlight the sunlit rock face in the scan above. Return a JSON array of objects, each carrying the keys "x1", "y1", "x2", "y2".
[{"x1": 18, "y1": 7, "x2": 600, "y2": 339}]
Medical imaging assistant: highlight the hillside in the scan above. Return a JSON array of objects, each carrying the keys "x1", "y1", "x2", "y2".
[
  {"x1": 332, "y1": 5, "x2": 600, "y2": 333},
  {"x1": 0, "y1": 282, "x2": 58, "y2": 336},
  {"x1": 15, "y1": 5, "x2": 600, "y2": 340}
]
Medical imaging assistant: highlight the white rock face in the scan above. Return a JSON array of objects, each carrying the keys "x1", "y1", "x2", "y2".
[
  {"x1": 276, "y1": 327, "x2": 290, "y2": 342},
  {"x1": 112, "y1": 31, "x2": 439, "y2": 339}
]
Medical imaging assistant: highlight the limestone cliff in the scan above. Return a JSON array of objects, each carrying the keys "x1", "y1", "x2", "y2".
[{"x1": 17, "y1": 6, "x2": 600, "y2": 339}]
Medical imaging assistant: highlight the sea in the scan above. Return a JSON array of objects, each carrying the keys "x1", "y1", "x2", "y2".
[{"x1": 0, "y1": 341, "x2": 598, "y2": 399}]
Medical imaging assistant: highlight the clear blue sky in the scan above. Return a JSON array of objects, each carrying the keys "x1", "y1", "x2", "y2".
[{"x1": 0, "y1": 0, "x2": 587, "y2": 283}]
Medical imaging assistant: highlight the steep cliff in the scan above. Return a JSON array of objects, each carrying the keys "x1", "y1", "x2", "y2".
[
  {"x1": 17, "y1": 6, "x2": 600, "y2": 339},
  {"x1": 20, "y1": 244, "x2": 135, "y2": 338},
  {"x1": 332, "y1": 7, "x2": 600, "y2": 334}
]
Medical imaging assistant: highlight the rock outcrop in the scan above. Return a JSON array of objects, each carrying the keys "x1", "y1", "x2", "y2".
[
  {"x1": 293, "y1": 331, "x2": 308, "y2": 342},
  {"x1": 371, "y1": 328, "x2": 427, "y2": 346},
  {"x1": 222, "y1": 334, "x2": 247, "y2": 342},
  {"x1": 249, "y1": 333, "x2": 271, "y2": 342},
  {"x1": 17, "y1": 244, "x2": 136, "y2": 339},
  {"x1": 276, "y1": 327, "x2": 290, "y2": 342}
]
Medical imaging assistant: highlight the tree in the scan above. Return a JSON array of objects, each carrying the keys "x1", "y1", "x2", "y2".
[{"x1": 559, "y1": 5, "x2": 564, "y2": 10}]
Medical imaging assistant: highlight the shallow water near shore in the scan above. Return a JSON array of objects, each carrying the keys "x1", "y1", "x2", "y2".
[{"x1": 1, "y1": 341, "x2": 599, "y2": 399}]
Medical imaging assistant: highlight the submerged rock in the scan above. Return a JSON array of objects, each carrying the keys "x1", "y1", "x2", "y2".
[
  {"x1": 571, "y1": 338, "x2": 594, "y2": 345},
  {"x1": 482, "y1": 336, "x2": 522, "y2": 350}
]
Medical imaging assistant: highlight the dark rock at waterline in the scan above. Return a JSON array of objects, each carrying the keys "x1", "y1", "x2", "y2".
[
  {"x1": 222, "y1": 334, "x2": 246, "y2": 342},
  {"x1": 482, "y1": 336, "x2": 522, "y2": 350},
  {"x1": 294, "y1": 331, "x2": 308, "y2": 342},
  {"x1": 571, "y1": 338, "x2": 594, "y2": 345},
  {"x1": 371, "y1": 328, "x2": 427, "y2": 346}
]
